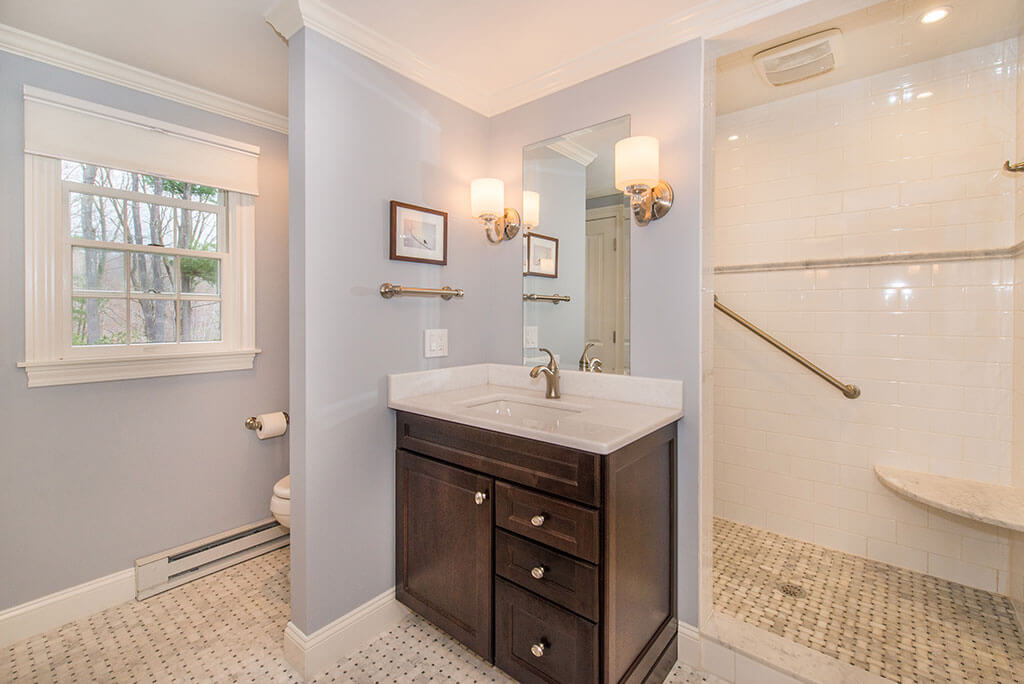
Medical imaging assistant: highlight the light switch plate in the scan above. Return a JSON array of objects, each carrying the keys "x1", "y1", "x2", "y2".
[
  {"x1": 424, "y1": 329, "x2": 448, "y2": 358},
  {"x1": 523, "y1": 326, "x2": 539, "y2": 348}
]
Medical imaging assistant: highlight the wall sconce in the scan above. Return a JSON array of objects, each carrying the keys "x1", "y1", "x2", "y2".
[
  {"x1": 523, "y1": 190, "x2": 540, "y2": 232},
  {"x1": 614, "y1": 135, "x2": 673, "y2": 226},
  {"x1": 471, "y1": 178, "x2": 536, "y2": 243}
]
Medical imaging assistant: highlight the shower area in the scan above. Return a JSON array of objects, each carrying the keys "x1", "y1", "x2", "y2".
[{"x1": 708, "y1": 0, "x2": 1024, "y2": 680}]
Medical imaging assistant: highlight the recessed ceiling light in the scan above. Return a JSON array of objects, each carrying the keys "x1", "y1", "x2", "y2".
[
  {"x1": 919, "y1": 6, "x2": 951, "y2": 24},
  {"x1": 728, "y1": 134, "x2": 739, "y2": 141},
  {"x1": 917, "y1": 91, "x2": 933, "y2": 99}
]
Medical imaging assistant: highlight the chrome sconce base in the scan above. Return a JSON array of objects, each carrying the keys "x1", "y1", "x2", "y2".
[
  {"x1": 484, "y1": 208, "x2": 523, "y2": 243},
  {"x1": 628, "y1": 181, "x2": 674, "y2": 227}
]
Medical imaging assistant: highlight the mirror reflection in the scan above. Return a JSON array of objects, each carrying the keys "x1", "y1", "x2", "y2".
[{"x1": 522, "y1": 115, "x2": 631, "y2": 374}]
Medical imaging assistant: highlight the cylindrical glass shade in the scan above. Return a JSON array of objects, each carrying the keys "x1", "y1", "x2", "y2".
[
  {"x1": 522, "y1": 190, "x2": 540, "y2": 228},
  {"x1": 471, "y1": 178, "x2": 504, "y2": 218},
  {"x1": 614, "y1": 136, "x2": 659, "y2": 191}
]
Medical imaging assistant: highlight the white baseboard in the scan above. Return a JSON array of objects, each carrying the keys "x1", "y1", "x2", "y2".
[
  {"x1": 677, "y1": 620, "x2": 701, "y2": 669},
  {"x1": 0, "y1": 568, "x2": 135, "y2": 648},
  {"x1": 284, "y1": 587, "x2": 410, "y2": 682}
]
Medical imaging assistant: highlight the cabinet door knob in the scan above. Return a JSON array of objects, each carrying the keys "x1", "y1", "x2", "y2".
[
  {"x1": 530, "y1": 566, "x2": 546, "y2": 580},
  {"x1": 530, "y1": 642, "x2": 545, "y2": 658},
  {"x1": 530, "y1": 514, "x2": 546, "y2": 527},
  {"x1": 474, "y1": 491, "x2": 488, "y2": 505}
]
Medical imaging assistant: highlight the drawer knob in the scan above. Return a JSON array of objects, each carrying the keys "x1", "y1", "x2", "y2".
[
  {"x1": 530, "y1": 565, "x2": 546, "y2": 580},
  {"x1": 530, "y1": 514, "x2": 546, "y2": 527},
  {"x1": 530, "y1": 642, "x2": 545, "y2": 658},
  {"x1": 474, "y1": 491, "x2": 488, "y2": 505}
]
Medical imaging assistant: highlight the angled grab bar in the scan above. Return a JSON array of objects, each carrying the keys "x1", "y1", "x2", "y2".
[{"x1": 714, "y1": 295, "x2": 861, "y2": 399}]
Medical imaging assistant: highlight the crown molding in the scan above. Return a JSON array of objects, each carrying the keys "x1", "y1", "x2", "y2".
[
  {"x1": 547, "y1": 139, "x2": 598, "y2": 166},
  {"x1": 267, "y1": 0, "x2": 811, "y2": 117},
  {"x1": 266, "y1": 0, "x2": 493, "y2": 115},
  {"x1": 0, "y1": 23, "x2": 288, "y2": 134}
]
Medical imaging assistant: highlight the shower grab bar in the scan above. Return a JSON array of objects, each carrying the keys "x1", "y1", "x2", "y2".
[{"x1": 714, "y1": 295, "x2": 861, "y2": 399}]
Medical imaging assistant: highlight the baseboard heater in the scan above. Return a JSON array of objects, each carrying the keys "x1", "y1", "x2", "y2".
[{"x1": 135, "y1": 518, "x2": 289, "y2": 600}]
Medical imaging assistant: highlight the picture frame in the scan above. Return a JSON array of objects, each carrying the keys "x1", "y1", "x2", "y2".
[
  {"x1": 524, "y1": 232, "x2": 558, "y2": 278},
  {"x1": 389, "y1": 200, "x2": 448, "y2": 265}
]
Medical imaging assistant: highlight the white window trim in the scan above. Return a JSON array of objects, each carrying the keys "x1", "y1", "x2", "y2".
[{"x1": 20, "y1": 155, "x2": 259, "y2": 387}]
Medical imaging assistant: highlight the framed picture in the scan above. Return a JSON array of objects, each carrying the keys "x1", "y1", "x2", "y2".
[
  {"x1": 525, "y1": 232, "x2": 558, "y2": 278},
  {"x1": 390, "y1": 201, "x2": 448, "y2": 265}
]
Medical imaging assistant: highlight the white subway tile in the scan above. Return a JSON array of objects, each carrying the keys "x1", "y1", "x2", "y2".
[
  {"x1": 867, "y1": 539, "x2": 928, "y2": 573},
  {"x1": 927, "y1": 553, "x2": 998, "y2": 592},
  {"x1": 814, "y1": 525, "x2": 868, "y2": 556}
]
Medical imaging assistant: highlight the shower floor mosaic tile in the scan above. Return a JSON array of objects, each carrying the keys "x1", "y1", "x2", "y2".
[
  {"x1": 3, "y1": 546, "x2": 710, "y2": 683},
  {"x1": 713, "y1": 517, "x2": 1024, "y2": 683}
]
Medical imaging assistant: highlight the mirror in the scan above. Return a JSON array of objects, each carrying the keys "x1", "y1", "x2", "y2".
[{"x1": 522, "y1": 115, "x2": 631, "y2": 374}]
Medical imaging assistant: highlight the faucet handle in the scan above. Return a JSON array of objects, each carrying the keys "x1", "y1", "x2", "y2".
[
  {"x1": 579, "y1": 342, "x2": 594, "y2": 369},
  {"x1": 538, "y1": 347, "x2": 557, "y2": 369}
]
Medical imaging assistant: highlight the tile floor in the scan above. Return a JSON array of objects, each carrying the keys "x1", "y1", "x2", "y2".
[
  {"x1": 2, "y1": 547, "x2": 710, "y2": 683},
  {"x1": 713, "y1": 517, "x2": 1024, "y2": 683}
]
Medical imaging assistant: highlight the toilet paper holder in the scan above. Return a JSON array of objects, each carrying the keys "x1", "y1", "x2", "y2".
[{"x1": 244, "y1": 412, "x2": 290, "y2": 431}]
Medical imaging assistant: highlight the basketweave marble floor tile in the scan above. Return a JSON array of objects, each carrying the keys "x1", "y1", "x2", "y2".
[
  {"x1": 712, "y1": 517, "x2": 1024, "y2": 683},
  {"x1": 2, "y1": 547, "x2": 710, "y2": 683}
]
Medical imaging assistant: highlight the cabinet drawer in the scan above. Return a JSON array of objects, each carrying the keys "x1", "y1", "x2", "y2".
[
  {"x1": 396, "y1": 412, "x2": 600, "y2": 505},
  {"x1": 495, "y1": 579, "x2": 597, "y2": 684},
  {"x1": 495, "y1": 482, "x2": 599, "y2": 564},
  {"x1": 495, "y1": 531, "x2": 598, "y2": 622}
]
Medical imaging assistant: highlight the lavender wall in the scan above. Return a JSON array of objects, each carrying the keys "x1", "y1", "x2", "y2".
[
  {"x1": 0, "y1": 49, "x2": 289, "y2": 610},
  {"x1": 288, "y1": 29, "x2": 492, "y2": 633}
]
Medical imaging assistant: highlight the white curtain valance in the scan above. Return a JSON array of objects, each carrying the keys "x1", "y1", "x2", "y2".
[{"x1": 23, "y1": 85, "x2": 260, "y2": 195}]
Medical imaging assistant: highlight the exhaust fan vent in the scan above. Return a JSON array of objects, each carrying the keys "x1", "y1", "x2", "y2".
[{"x1": 754, "y1": 29, "x2": 843, "y2": 86}]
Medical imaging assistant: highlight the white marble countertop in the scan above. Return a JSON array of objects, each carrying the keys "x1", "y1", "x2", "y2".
[
  {"x1": 387, "y1": 364, "x2": 683, "y2": 454},
  {"x1": 875, "y1": 465, "x2": 1024, "y2": 533}
]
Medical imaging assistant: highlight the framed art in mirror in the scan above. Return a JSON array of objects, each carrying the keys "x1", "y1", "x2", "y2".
[
  {"x1": 390, "y1": 200, "x2": 448, "y2": 265},
  {"x1": 524, "y1": 232, "x2": 558, "y2": 278}
]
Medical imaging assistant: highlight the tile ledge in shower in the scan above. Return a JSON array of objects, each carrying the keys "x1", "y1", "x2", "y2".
[
  {"x1": 702, "y1": 611, "x2": 889, "y2": 684},
  {"x1": 874, "y1": 466, "x2": 1024, "y2": 533}
]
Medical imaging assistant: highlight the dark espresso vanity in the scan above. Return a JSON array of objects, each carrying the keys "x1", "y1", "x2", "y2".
[{"x1": 394, "y1": 409, "x2": 679, "y2": 684}]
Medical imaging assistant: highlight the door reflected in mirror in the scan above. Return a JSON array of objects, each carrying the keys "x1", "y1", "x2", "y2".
[{"x1": 522, "y1": 115, "x2": 630, "y2": 374}]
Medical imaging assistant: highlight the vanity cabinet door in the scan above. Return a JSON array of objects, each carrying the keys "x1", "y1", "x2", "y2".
[{"x1": 396, "y1": 449, "x2": 493, "y2": 660}]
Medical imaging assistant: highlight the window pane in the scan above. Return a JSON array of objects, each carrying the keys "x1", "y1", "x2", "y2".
[
  {"x1": 181, "y1": 300, "x2": 221, "y2": 342},
  {"x1": 131, "y1": 300, "x2": 177, "y2": 343},
  {"x1": 69, "y1": 192, "x2": 173, "y2": 246},
  {"x1": 62, "y1": 160, "x2": 220, "y2": 205},
  {"x1": 72, "y1": 297, "x2": 127, "y2": 346},
  {"x1": 130, "y1": 253, "x2": 176, "y2": 294},
  {"x1": 72, "y1": 247, "x2": 125, "y2": 292},
  {"x1": 175, "y1": 208, "x2": 220, "y2": 251},
  {"x1": 180, "y1": 257, "x2": 219, "y2": 295}
]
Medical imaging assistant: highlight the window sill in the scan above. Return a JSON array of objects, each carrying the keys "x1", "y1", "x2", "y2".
[{"x1": 18, "y1": 349, "x2": 261, "y2": 387}]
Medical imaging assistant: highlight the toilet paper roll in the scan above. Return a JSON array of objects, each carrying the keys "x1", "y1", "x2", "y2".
[{"x1": 256, "y1": 412, "x2": 288, "y2": 440}]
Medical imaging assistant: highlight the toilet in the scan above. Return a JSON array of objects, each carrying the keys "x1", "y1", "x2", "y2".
[{"x1": 270, "y1": 476, "x2": 290, "y2": 528}]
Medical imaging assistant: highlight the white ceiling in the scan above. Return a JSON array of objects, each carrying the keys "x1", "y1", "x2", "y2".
[
  {"x1": 0, "y1": 0, "x2": 814, "y2": 125},
  {"x1": 716, "y1": 0, "x2": 1024, "y2": 114}
]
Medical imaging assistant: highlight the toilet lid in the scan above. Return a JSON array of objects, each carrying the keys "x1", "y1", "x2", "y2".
[{"x1": 273, "y1": 476, "x2": 290, "y2": 499}]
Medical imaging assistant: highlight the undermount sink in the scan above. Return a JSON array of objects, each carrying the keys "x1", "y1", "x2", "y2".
[{"x1": 462, "y1": 397, "x2": 584, "y2": 430}]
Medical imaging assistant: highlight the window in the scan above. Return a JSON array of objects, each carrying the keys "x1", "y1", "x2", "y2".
[
  {"x1": 66, "y1": 161, "x2": 225, "y2": 347},
  {"x1": 21, "y1": 87, "x2": 260, "y2": 387}
]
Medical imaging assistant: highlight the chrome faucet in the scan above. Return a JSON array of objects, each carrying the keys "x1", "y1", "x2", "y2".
[
  {"x1": 530, "y1": 348, "x2": 561, "y2": 399},
  {"x1": 578, "y1": 343, "x2": 603, "y2": 373}
]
